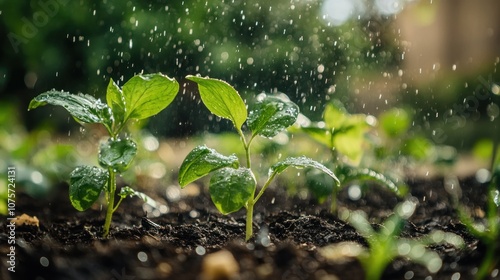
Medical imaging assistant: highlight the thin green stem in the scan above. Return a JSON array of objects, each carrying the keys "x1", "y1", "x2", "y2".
[
  {"x1": 237, "y1": 128, "x2": 252, "y2": 168},
  {"x1": 102, "y1": 168, "x2": 116, "y2": 237},
  {"x1": 475, "y1": 243, "x2": 497, "y2": 280},
  {"x1": 113, "y1": 196, "x2": 126, "y2": 212},
  {"x1": 330, "y1": 189, "x2": 338, "y2": 213},
  {"x1": 245, "y1": 201, "x2": 254, "y2": 241},
  {"x1": 253, "y1": 172, "x2": 277, "y2": 204}
]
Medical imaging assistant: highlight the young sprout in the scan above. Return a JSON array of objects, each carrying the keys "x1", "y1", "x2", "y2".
[
  {"x1": 339, "y1": 199, "x2": 464, "y2": 280},
  {"x1": 178, "y1": 76, "x2": 340, "y2": 241},
  {"x1": 299, "y1": 100, "x2": 406, "y2": 212},
  {"x1": 28, "y1": 73, "x2": 179, "y2": 237},
  {"x1": 454, "y1": 164, "x2": 500, "y2": 280}
]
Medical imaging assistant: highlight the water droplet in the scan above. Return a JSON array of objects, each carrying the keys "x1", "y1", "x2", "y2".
[
  {"x1": 451, "y1": 272, "x2": 461, "y2": 280},
  {"x1": 189, "y1": 210, "x2": 199, "y2": 218},
  {"x1": 40, "y1": 256, "x2": 49, "y2": 267},
  {"x1": 347, "y1": 185, "x2": 362, "y2": 201},
  {"x1": 137, "y1": 251, "x2": 148, "y2": 262},
  {"x1": 195, "y1": 246, "x2": 206, "y2": 255},
  {"x1": 475, "y1": 168, "x2": 490, "y2": 183},
  {"x1": 404, "y1": 271, "x2": 414, "y2": 279}
]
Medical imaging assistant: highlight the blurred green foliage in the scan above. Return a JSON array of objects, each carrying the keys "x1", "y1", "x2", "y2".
[
  {"x1": 0, "y1": 101, "x2": 80, "y2": 213},
  {"x1": 1, "y1": 0, "x2": 399, "y2": 136}
]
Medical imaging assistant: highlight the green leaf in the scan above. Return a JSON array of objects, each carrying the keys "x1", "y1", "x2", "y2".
[
  {"x1": 119, "y1": 186, "x2": 158, "y2": 208},
  {"x1": 28, "y1": 90, "x2": 113, "y2": 130},
  {"x1": 323, "y1": 101, "x2": 348, "y2": 129},
  {"x1": 401, "y1": 136, "x2": 433, "y2": 160},
  {"x1": 379, "y1": 108, "x2": 411, "y2": 137},
  {"x1": 186, "y1": 75, "x2": 247, "y2": 130},
  {"x1": 270, "y1": 156, "x2": 340, "y2": 186},
  {"x1": 339, "y1": 166, "x2": 406, "y2": 196},
  {"x1": 209, "y1": 167, "x2": 256, "y2": 214},
  {"x1": 332, "y1": 123, "x2": 368, "y2": 165},
  {"x1": 122, "y1": 73, "x2": 179, "y2": 121},
  {"x1": 98, "y1": 138, "x2": 137, "y2": 172},
  {"x1": 178, "y1": 145, "x2": 240, "y2": 187},
  {"x1": 106, "y1": 78, "x2": 126, "y2": 125},
  {"x1": 69, "y1": 166, "x2": 108, "y2": 211},
  {"x1": 248, "y1": 95, "x2": 299, "y2": 138},
  {"x1": 300, "y1": 126, "x2": 332, "y2": 148}
]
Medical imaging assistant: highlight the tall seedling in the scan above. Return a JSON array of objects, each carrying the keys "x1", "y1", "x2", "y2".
[
  {"x1": 178, "y1": 76, "x2": 340, "y2": 241},
  {"x1": 28, "y1": 73, "x2": 179, "y2": 237}
]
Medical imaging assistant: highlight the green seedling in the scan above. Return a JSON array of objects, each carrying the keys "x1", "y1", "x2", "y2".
[
  {"x1": 178, "y1": 75, "x2": 340, "y2": 241},
  {"x1": 453, "y1": 164, "x2": 499, "y2": 280},
  {"x1": 378, "y1": 108, "x2": 446, "y2": 163},
  {"x1": 28, "y1": 73, "x2": 179, "y2": 237},
  {"x1": 299, "y1": 100, "x2": 406, "y2": 212},
  {"x1": 340, "y1": 200, "x2": 464, "y2": 280}
]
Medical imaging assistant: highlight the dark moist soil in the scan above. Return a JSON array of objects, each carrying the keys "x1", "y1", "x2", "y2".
[{"x1": 1, "y1": 176, "x2": 499, "y2": 280}]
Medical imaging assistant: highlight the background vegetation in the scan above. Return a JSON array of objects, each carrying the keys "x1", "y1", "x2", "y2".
[{"x1": 1, "y1": 0, "x2": 499, "y2": 160}]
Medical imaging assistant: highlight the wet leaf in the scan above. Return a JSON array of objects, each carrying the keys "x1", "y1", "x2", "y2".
[
  {"x1": 270, "y1": 156, "x2": 340, "y2": 186},
  {"x1": 69, "y1": 166, "x2": 108, "y2": 211},
  {"x1": 492, "y1": 189, "x2": 500, "y2": 208},
  {"x1": 119, "y1": 186, "x2": 158, "y2": 208},
  {"x1": 339, "y1": 166, "x2": 406, "y2": 196},
  {"x1": 28, "y1": 90, "x2": 113, "y2": 130},
  {"x1": 186, "y1": 75, "x2": 247, "y2": 130},
  {"x1": 106, "y1": 78, "x2": 126, "y2": 126},
  {"x1": 98, "y1": 138, "x2": 137, "y2": 172},
  {"x1": 248, "y1": 95, "x2": 299, "y2": 138},
  {"x1": 122, "y1": 73, "x2": 179, "y2": 121},
  {"x1": 209, "y1": 167, "x2": 256, "y2": 214},
  {"x1": 178, "y1": 145, "x2": 240, "y2": 187}
]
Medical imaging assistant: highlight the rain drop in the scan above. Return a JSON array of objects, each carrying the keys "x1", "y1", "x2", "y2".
[
  {"x1": 137, "y1": 251, "x2": 148, "y2": 262},
  {"x1": 40, "y1": 257, "x2": 49, "y2": 267},
  {"x1": 195, "y1": 246, "x2": 206, "y2": 256}
]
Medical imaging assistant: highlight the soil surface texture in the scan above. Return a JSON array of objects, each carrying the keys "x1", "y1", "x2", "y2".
[{"x1": 1, "y1": 176, "x2": 499, "y2": 280}]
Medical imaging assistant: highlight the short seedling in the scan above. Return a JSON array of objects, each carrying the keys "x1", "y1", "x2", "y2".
[
  {"x1": 178, "y1": 76, "x2": 340, "y2": 241},
  {"x1": 299, "y1": 100, "x2": 406, "y2": 212},
  {"x1": 455, "y1": 162, "x2": 499, "y2": 280},
  {"x1": 339, "y1": 200, "x2": 464, "y2": 280},
  {"x1": 28, "y1": 73, "x2": 179, "y2": 237}
]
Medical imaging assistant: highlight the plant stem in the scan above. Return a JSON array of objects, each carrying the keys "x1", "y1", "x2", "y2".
[
  {"x1": 102, "y1": 168, "x2": 116, "y2": 237},
  {"x1": 236, "y1": 128, "x2": 251, "y2": 168},
  {"x1": 245, "y1": 201, "x2": 254, "y2": 241},
  {"x1": 330, "y1": 191, "x2": 337, "y2": 213},
  {"x1": 253, "y1": 172, "x2": 277, "y2": 204},
  {"x1": 475, "y1": 243, "x2": 497, "y2": 280},
  {"x1": 490, "y1": 135, "x2": 498, "y2": 173}
]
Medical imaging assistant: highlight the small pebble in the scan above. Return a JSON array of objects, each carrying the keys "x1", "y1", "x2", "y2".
[{"x1": 201, "y1": 250, "x2": 239, "y2": 280}]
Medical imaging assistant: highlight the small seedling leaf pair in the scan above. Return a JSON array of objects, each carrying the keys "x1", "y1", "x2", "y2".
[
  {"x1": 299, "y1": 100, "x2": 405, "y2": 211},
  {"x1": 179, "y1": 76, "x2": 339, "y2": 240},
  {"x1": 28, "y1": 73, "x2": 179, "y2": 237},
  {"x1": 301, "y1": 100, "x2": 371, "y2": 165},
  {"x1": 106, "y1": 74, "x2": 178, "y2": 130}
]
